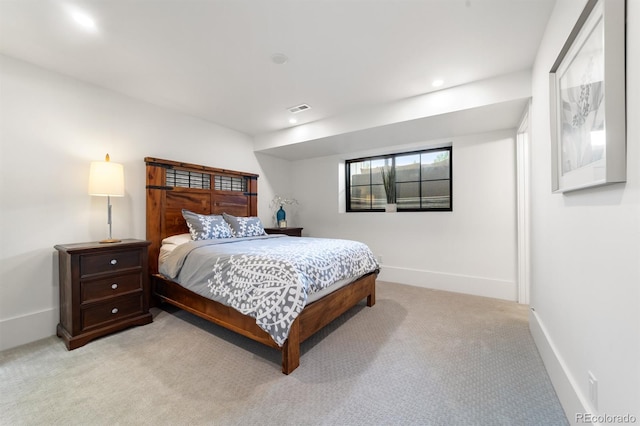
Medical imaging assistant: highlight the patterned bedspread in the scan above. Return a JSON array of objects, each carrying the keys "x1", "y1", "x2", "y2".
[{"x1": 159, "y1": 235, "x2": 379, "y2": 346}]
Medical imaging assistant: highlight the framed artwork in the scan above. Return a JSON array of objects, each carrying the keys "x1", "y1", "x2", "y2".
[{"x1": 549, "y1": 0, "x2": 626, "y2": 193}]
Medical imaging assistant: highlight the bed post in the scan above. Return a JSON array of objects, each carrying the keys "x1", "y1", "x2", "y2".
[
  {"x1": 146, "y1": 161, "x2": 165, "y2": 276},
  {"x1": 367, "y1": 284, "x2": 376, "y2": 307},
  {"x1": 247, "y1": 175, "x2": 258, "y2": 217},
  {"x1": 281, "y1": 318, "x2": 300, "y2": 374}
]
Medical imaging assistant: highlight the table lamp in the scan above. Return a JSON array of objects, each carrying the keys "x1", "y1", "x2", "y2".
[{"x1": 88, "y1": 154, "x2": 124, "y2": 243}]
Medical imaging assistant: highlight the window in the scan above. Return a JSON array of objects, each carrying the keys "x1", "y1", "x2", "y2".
[{"x1": 346, "y1": 147, "x2": 452, "y2": 212}]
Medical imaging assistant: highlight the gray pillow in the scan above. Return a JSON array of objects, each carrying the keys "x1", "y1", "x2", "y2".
[
  {"x1": 182, "y1": 209, "x2": 233, "y2": 240},
  {"x1": 222, "y1": 213, "x2": 267, "y2": 237}
]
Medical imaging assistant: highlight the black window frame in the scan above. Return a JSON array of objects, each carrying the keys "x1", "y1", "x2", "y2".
[{"x1": 345, "y1": 146, "x2": 453, "y2": 212}]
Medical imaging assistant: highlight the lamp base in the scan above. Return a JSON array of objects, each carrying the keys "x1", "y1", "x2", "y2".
[{"x1": 99, "y1": 238, "x2": 122, "y2": 244}]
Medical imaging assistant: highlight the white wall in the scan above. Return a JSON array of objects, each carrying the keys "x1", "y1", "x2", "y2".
[
  {"x1": 528, "y1": 0, "x2": 639, "y2": 421},
  {"x1": 0, "y1": 55, "x2": 292, "y2": 351},
  {"x1": 291, "y1": 129, "x2": 518, "y2": 301}
]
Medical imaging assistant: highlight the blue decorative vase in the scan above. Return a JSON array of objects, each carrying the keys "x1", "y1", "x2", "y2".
[{"x1": 276, "y1": 206, "x2": 286, "y2": 225}]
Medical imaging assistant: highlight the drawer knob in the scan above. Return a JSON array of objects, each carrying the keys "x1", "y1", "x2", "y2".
[
  {"x1": 111, "y1": 307, "x2": 119, "y2": 314},
  {"x1": 111, "y1": 283, "x2": 118, "y2": 290},
  {"x1": 110, "y1": 259, "x2": 118, "y2": 265}
]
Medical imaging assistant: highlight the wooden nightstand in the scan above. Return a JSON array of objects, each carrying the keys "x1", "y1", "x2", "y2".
[
  {"x1": 264, "y1": 227, "x2": 303, "y2": 237},
  {"x1": 55, "y1": 239, "x2": 152, "y2": 350}
]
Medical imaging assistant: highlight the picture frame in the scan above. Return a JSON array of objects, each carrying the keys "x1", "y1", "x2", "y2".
[{"x1": 549, "y1": 0, "x2": 626, "y2": 193}]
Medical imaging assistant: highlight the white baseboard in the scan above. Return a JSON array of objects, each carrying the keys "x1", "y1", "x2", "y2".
[
  {"x1": 377, "y1": 265, "x2": 517, "y2": 301},
  {"x1": 529, "y1": 308, "x2": 591, "y2": 426},
  {"x1": 0, "y1": 308, "x2": 58, "y2": 351}
]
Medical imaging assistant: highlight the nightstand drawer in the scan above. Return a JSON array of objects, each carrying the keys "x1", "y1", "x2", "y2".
[
  {"x1": 80, "y1": 249, "x2": 142, "y2": 277},
  {"x1": 81, "y1": 273, "x2": 143, "y2": 303},
  {"x1": 82, "y1": 294, "x2": 143, "y2": 330}
]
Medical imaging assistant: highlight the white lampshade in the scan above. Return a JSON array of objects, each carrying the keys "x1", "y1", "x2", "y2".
[{"x1": 88, "y1": 154, "x2": 124, "y2": 197}]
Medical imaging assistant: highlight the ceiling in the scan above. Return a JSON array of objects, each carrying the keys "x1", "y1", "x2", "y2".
[{"x1": 0, "y1": 0, "x2": 555, "y2": 146}]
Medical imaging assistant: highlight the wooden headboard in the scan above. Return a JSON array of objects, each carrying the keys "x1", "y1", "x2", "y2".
[{"x1": 145, "y1": 157, "x2": 258, "y2": 274}]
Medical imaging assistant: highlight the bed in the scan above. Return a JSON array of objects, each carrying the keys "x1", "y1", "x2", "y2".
[{"x1": 145, "y1": 157, "x2": 379, "y2": 374}]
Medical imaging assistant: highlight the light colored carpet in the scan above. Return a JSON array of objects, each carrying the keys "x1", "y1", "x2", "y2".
[{"x1": 0, "y1": 281, "x2": 568, "y2": 425}]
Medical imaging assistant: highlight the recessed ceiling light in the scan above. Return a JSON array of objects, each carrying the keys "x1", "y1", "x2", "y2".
[
  {"x1": 289, "y1": 117, "x2": 298, "y2": 125},
  {"x1": 432, "y1": 79, "x2": 444, "y2": 88},
  {"x1": 271, "y1": 53, "x2": 289, "y2": 65},
  {"x1": 68, "y1": 7, "x2": 98, "y2": 33}
]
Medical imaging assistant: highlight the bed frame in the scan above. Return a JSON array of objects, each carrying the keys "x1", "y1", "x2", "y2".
[{"x1": 145, "y1": 157, "x2": 377, "y2": 374}]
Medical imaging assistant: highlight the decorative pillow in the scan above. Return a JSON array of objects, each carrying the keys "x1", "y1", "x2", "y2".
[
  {"x1": 222, "y1": 213, "x2": 267, "y2": 237},
  {"x1": 182, "y1": 209, "x2": 233, "y2": 240}
]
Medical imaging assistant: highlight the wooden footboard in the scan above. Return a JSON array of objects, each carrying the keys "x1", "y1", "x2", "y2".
[{"x1": 153, "y1": 271, "x2": 377, "y2": 374}]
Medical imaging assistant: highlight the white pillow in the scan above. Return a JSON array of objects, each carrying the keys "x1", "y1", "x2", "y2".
[{"x1": 161, "y1": 233, "x2": 192, "y2": 246}]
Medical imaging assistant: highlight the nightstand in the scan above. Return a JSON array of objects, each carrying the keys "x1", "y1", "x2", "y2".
[
  {"x1": 55, "y1": 239, "x2": 152, "y2": 350},
  {"x1": 264, "y1": 227, "x2": 303, "y2": 237}
]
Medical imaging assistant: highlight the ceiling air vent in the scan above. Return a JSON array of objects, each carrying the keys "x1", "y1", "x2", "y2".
[{"x1": 288, "y1": 104, "x2": 311, "y2": 114}]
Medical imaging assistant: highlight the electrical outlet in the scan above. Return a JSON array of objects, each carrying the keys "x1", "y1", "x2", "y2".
[
  {"x1": 588, "y1": 371, "x2": 598, "y2": 410},
  {"x1": 377, "y1": 255, "x2": 383, "y2": 264}
]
